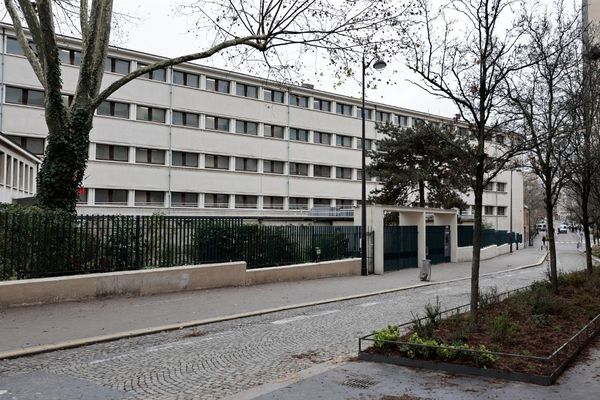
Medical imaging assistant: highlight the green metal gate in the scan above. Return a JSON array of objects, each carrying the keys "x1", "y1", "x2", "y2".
[
  {"x1": 426, "y1": 225, "x2": 451, "y2": 264},
  {"x1": 384, "y1": 226, "x2": 418, "y2": 271}
]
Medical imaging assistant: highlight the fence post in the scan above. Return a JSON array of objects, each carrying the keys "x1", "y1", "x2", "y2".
[{"x1": 135, "y1": 215, "x2": 141, "y2": 269}]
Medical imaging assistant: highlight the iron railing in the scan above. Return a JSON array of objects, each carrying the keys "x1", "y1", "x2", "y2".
[{"x1": 0, "y1": 212, "x2": 361, "y2": 280}]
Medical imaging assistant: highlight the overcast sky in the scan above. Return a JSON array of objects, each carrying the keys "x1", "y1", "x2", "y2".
[{"x1": 112, "y1": 1, "x2": 459, "y2": 118}]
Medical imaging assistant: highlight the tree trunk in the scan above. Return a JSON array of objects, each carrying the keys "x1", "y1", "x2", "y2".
[
  {"x1": 418, "y1": 179, "x2": 425, "y2": 208},
  {"x1": 469, "y1": 166, "x2": 484, "y2": 329},
  {"x1": 581, "y1": 198, "x2": 593, "y2": 272},
  {"x1": 36, "y1": 107, "x2": 93, "y2": 212},
  {"x1": 545, "y1": 203, "x2": 558, "y2": 293}
]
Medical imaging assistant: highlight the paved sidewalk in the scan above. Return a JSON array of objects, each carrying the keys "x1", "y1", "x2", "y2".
[
  {"x1": 243, "y1": 338, "x2": 600, "y2": 400},
  {"x1": 0, "y1": 244, "x2": 545, "y2": 354}
]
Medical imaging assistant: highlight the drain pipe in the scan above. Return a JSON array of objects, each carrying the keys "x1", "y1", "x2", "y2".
[{"x1": 167, "y1": 67, "x2": 173, "y2": 213}]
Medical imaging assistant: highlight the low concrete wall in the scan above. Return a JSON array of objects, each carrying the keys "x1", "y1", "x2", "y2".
[
  {"x1": 456, "y1": 244, "x2": 517, "y2": 262},
  {"x1": 246, "y1": 258, "x2": 361, "y2": 285},
  {"x1": 0, "y1": 258, "x2": 361, "y2": 307}
]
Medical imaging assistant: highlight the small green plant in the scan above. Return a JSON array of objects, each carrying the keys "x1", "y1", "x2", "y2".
[
  {"x1": 474, "y1": 344, "x2": 497, "y2": 367},
  {"x1": 373, "y1": 325, "x2": 400, "y2": 350},
  {"x1": 410, "y1": 297, "x2": 442, "y2": 339},
  {"x1": 406, "y1": 332, "x2": 439, "y2": 358},
  {"x1": 489, "y1": 311, "x2": 518, "y2": 343},
  {"x1": 479, "y1": 286, "x2": 500, "y2": 308}
]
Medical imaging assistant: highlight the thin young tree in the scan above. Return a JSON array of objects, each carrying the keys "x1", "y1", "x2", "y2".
[
  {"x1": 3, "y1": 0, "x2": 412, "y2": 211},
  {"x1": 507, "y1": 0, "x2": 581, "y2": 292},
  {"x1": 404, "y1": 0, "x2": 529, "y2": 327}
]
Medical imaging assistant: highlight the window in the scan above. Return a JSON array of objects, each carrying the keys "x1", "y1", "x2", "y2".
[
  {"x1": 206, "y1": 77, "x2": 230, "y2": 93},
  {"x1": 95, "y1": 189, "x2": 128, "y2": 205},
  {"x1": 105, "y1": 57, "x2": 130, "y2": 74},
  {"x1": 135, "y1": 148, "x2": 165, "y2": 165},
  {"x1": 96, "y1": 144, "x2": 129, "y2": 162},
  {"x1": 5, "y1": 86, "x2": 44, "y2": 107},
  {"x1": 171, "y1": 151, "x2": 198, "y2": 167},
  {"x1": 357, "y1": 107, "x2": 373, "y2": 119},
  {"x1": 6, "y1": 37, "x2": 34, "y2": 56},
  {"x1": 172, "y1": 70, "x2": 200, "y2": 88},
  {"x1": 7, "y1": 135, "x2": 44, "y2": 156},
  {"x1": 336, "y1": 103, "x2": 353, "y2": 116},
  {"x1": 314, "y1": 131, "x2": 331, "y2": 145},
  {"x1": 289, "y1": 128, "x2": 309, "y2": 142},
  {"x1": 97, "y1": 101, "x2": 129, "y2": 119},
  {"x1": 375, "y1": 111, "x2": 391, "y2": 123},
  {"x1": 336, "y1": 134, "x2": 353, "y2": 148},
  {"x1": 263, "y1": 196, "x2": 284, "y2": 209},
  {"x1": 496, "y1": 134, "x2": 505, "y2": 144},
  {"x1": 289, "y1": 197, "x2": 309, "y2": 210},
  {"x1": 171, "y1": 192, "x2": 198, "y2": 207},
  {"x1": 313, "y1": 98, "x2": 331, "y2": 112},
  {"x1": 264, "y1": 160, "x2": 284, "y2": 174},
  {"x1": 289, "y1": 162, "x2": 309, "y2": 176},
  {"x1": 396, "y1": 115, "x2": 409, "y2": 126},
  {"x1": 136, "y1": 106, "x2": 166, "y2": 123},
  {"x1": 313, "y1": 198, "x2": 331, "y2": 207},
  {"x1": 77, "y1": 188, "x2": 88, "y2": 204},
  {"x1": 357, "y1": 169, "x2": 371, "y2": 180},
  {"x1": 235, "y1": 157, "x2": 258, "y2": 172},
  {"x1": 235, "y1": 120, "x2": 258, "y2": 135},
  {"x1": 135, "y1": 191, "x2": 165, "y2": 206},
  {"x1": 205, "y1": 116, "x2": 230, "y2": 132},
  {"x1": 313, "y1": 165, "x2": 331, "y2": 178},
  {"x1": 264, "y1": 89, "x2": 285, "y2": 103},
  {"x1": 413, "y1": 118, "x2": 425, "y2": 127},
  {"x1": 205, "y1": 154, "x2": 230, "y2": 170},
  {"x1": 357, "y1": 138, "x2": 373, "y2": 151},
  {"x1": 59, "y1": 48, "x2": 81, "y2": 66},
  {"x1": 172, "y1": 111, "x2": 199, "y2": 127},
  {"x1": 497, "y1": 206, "x2": 507, "y2": 216},
  {"x1": 336, "y1": 167, "x2": 353, "y2": 179},
  {"x1": 485, "y1": 182, "x2": 495, "y2": 191},
  {"x1": 289, "y1": 94, "x2": 308, "y2": 108},
  {"x1": 264, "y1": 124, "x2": 285, "y2": 139},
  {"x1": 337, "y1": 199, "x2": 354, "y2": 208},
  {"x1": 205, "y1": 193, "x2": 229, "y2": 208},
  {"x1": 484, "y1": 206, "x2": 495, "y2": 215},
  {"x1": 136, "y1": 63, "x2": 166, "y2": 81},
  {"x1": 235, "y1": 83, "x2": 258, "y2": 98},
  {"x1": 496, "y1": 182, "x2": 507, "y2": 192},
  {"x1": 235, "y1": 195, "x2": 258, "y2": 209}
]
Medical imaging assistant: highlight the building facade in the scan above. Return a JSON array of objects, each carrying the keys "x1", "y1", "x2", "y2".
[{"x1": 0, "y1": 24, "x2": 524, "y2": 235}]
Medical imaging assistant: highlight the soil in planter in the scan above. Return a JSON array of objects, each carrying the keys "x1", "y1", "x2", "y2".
[{"x1": 368, "y1": 267, "x2": 600, "y2": 375}]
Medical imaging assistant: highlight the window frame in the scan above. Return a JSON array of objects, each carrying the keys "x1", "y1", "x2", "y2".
[
  {"x1": 94, "y1": 188, "x2": 128, "y2": 205},
  {"x1": 135, "y1": 148, "x2": 166, "y2": 165},
  {"x1": 336, "y1": 167, "x2": 353, "y2": 180},
  {"x1": 205, "y1": 154, "x2": 230, "y2": 170},
  {"x1": 235, "y1": 83, "x2": 259, "y2": 98},
  {"x1": 97, "y1": 100, "x2": 130, "y2": 119},
  {"x1": 289, "y1": 93, "x2": 308, "y2": 108},
  {"x1": 313, "y1": 98, "x2": 331, "y2": 112},
  {"x1": 206, "y1": 76, "x2": 231, "y2": 94},
  {"x1": 289, "y1": 128, "x2": 309, "y2": 142},
  {"x1": 313, "y1": 165, "x2": 331, "y2": 178},
  {"x1": 235, "y1": 157, "x2": 258, "y2": 172},
  {"x1": 171, "y1": 192, "x2": 199, "y2": 207},
  {"x1": 289, "y1": 162, "x2": 309, "y2": 176},
  {"x1": 136, "y1": 106, "x2": 166, "y2": 123},
  {"x1": 95, "y1": 144, "x2": 129, "y2": 162},
  {"x1": 335, "y1": 102, "x2": 353, "y2": 116},
  {"x1": 264, "y1": 124, "x2": 285, "y2": 139},
  {"x1": 263, "y1": 160, "x2": 285, "y2": 174},
  {"x1": 336, "y1": 134, "x2": 353, "y2": 148},
  {"x1": 172, "y1": 70, "x2": 200, "y2": 88},
  {"x1": 235, "y1": 120, "x2": 259, "y2": 135},
  {"x1": 314, "y1": 131, "x2": 331, "y2": 145},
  {"x1": 171, "y1": 110, "x2": 200, "y2": 127},
  {"x1": 205, "y1": 115, "x2": 230, "y2": 132},
  {"x1": 171, "y1": 151, "x2": 199, "y2": 168}
]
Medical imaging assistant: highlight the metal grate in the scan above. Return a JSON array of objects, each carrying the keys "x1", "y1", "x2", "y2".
[{"x1": 340, "y1": 376, "x2": 379, "y2": 389}]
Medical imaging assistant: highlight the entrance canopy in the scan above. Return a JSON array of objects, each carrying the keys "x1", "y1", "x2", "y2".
[{"x1": 354, "y1": 205, "x2": 458, "y2": 275}]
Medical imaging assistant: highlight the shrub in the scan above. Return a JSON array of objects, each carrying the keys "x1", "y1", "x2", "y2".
[
  {"x1": 373, "y1": 325, "x2": 400, "y2": 350},
  {"x1": 530, "y1": 286, "x2": 564, "y2": 316},
  {"x1": 479, "y1": 286, "x2": 500, "y2": 308},
  {"x1": 410, "y1": 297, "x2": 442, "y2": 339},
  {"x1": 489, "y1": 312, "x2": 518, "y2": 343}
]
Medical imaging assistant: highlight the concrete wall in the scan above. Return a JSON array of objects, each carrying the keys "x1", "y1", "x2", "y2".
[
  {"x1": 0, "y1": 258, "x2": 360, "y2": 307},
  {"x1": 456, "y1": 243, "x2": 516, "y2": 262}
]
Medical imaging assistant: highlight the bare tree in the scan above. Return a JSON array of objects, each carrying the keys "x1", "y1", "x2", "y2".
[
  {"x1": 507, "y1": 0, "x2": 581, "y2": 292},
  {"x1": 3, "y1": 0, "x2": 412, "y2": 211},
  {"x1": 564, "y1": 22, "x2": 600, "y2": 272},
  {"x1": 404, "y1": 0, "x2": 529, "y2": 327},
  {"x1": 523, "y1": 172, "x2": 545, "y2": 226}
]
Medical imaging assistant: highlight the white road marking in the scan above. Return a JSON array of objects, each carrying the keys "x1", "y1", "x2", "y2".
[
  {"x1": 0, "y1": 390, "x2": 8, "y2": 395},
  {"x1": 271, "y1": 309, "x2": 340, "y2": 325},
  {"x1": 357, "y1": 301, "x2": 382, "y2": 308}
]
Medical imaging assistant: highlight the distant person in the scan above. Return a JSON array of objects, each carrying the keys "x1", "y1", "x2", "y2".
[{"x1": 542, "y1": 235, "x2": 546, "y2": 250}]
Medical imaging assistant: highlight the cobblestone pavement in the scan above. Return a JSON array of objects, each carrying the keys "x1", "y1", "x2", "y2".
[{"x1": 0, "y1": 243, "x2": 587, "y2": 400}]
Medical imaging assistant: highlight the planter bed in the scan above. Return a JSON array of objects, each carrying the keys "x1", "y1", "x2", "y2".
[{"x1": 359, "y1": 268, "x2": 600, "y2": 385}]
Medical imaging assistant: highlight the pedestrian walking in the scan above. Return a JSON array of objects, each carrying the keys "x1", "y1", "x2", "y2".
[{"x1": 542, "y1": 235, "x2": 546, "y2": 250}]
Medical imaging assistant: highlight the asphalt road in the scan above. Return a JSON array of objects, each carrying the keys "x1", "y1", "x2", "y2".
[{"x1": 0, "y1": 235, "x2": 589, "y2": 400}]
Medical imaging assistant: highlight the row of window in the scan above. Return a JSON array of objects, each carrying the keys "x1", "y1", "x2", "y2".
[
  {"x1": 485, "y1": 182, "x2": 507, "y2": 192},
  {"x1": 81, "y1": 188, "x2": 356, "y2": 210},
  {"x1": 0, "y1": 151, "x2": 36, "y2": 194},
  {"x1": 5, "y1": 86, "x2": 375, "y2": 150},
  {"x1": 93, "y1": 144, "x2": 372, "y2": 179},
  {"x1": 5, "y1": 37, "x2": 411, "y2": 123}
]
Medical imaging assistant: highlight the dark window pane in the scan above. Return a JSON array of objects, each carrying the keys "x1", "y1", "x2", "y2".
[
  {"x1": 27, "y1": 90, "x2": 44, "y2": 107},
  {"x1": 173, "y1": 70, "x2": 184, "y2": 85},
  {"x1": 5, "y1": 86, "x2": 23, "y2": 104},
  {"x1": 6, "y1": 37, "x2": 24, "y2": 55},
  {"x1": 114, "y1": 102, "x2": 129, "y2": 118},
  {"x1": 114, "y1": 59, "x2": 130, "y2": 74}
]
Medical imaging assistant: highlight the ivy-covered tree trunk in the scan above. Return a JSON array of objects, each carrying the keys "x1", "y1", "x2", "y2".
[
  {"x1": 36, "y1": 107, "x2": 93, "y2": 212},
  {"x1": 469, "y1": 160, "x2": 485, "y2": 329},
  {"x1": 544, "y1": 187, "x2": 558, "y2": 293}
]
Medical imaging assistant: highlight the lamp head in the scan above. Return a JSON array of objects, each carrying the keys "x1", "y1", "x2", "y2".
[{"x1": 372, "y1": 59, "x2": 387, "y2": 71}]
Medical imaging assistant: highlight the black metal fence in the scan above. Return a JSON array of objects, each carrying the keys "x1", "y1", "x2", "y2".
[
  {"x1": 458, "y1": 226, "x2": 522, "y2": 248},
  {"x1": 0, "y1": 212, "x2": 362, "y2": 280}
]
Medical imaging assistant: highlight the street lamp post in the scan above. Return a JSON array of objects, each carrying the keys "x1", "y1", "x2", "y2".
[{"x1": 361, "y1": 53, "x2": 386, "y2": 276}]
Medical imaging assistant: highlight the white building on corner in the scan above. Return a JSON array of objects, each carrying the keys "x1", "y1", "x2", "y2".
[{"x1": 0, "y1": 24, "x2": 523, "y2": 235}]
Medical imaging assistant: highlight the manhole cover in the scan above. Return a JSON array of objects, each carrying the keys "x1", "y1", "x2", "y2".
[{"x1": 340, "y1": 376, "x2": 379, "y2": 389}]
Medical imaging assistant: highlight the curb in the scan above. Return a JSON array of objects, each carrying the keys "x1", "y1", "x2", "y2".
[{"x1": 0, "y1": 253, "x2": 547, "y2": 360}]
